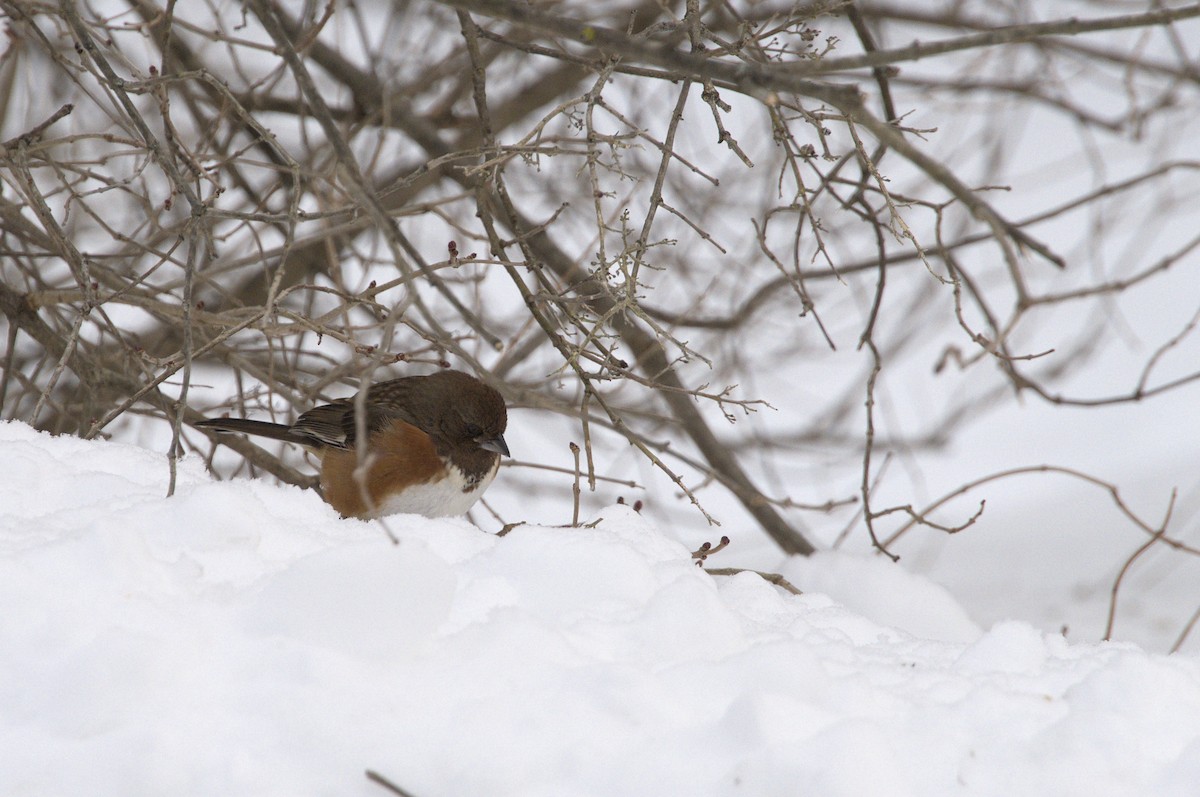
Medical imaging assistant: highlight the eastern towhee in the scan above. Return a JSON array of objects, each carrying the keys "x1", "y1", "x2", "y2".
[{"x1": 196, "y1": 369, "x2": 509, "y2": 518}]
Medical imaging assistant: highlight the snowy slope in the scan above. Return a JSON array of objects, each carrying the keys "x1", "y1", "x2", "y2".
[{"x1": 2, "y1": 420, "x2": 1199, "y2": 796}]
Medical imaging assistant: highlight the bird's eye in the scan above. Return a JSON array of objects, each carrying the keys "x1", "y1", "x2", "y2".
[{"x1": 466, "y1": 423, "x2": 483, "y2": 437}]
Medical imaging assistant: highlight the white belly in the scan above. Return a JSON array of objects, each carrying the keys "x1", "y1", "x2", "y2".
[{"x1": 371, "y1": 462, "x2": 499, "y2": 518}]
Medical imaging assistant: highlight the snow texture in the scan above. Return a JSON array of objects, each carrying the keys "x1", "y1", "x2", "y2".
[{"x1": 2, "y1": 420, "x2": 1199, "y2": 796}]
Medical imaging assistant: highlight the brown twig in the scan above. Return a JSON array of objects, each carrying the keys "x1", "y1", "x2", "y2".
[
  {"x1": 705, "y1": 567, "x2": 803, "y2": 597},
  {"x1": 691, "y1": 535, "x2": 731, "y2": 565},
  {"x1": 365, "y1": 770, "x2": 420, "y2": 797}
]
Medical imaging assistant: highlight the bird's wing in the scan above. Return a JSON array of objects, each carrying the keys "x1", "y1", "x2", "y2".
[{"x1": 291, "y1": 378, "x2": 423, "y2": 449}]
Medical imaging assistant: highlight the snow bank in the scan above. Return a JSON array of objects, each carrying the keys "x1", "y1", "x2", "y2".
[{"x1": 2, "y1": 421, "x2": 1199, "y2": 796}]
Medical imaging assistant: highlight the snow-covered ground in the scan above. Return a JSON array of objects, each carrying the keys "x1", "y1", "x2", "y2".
[{"x1": 3, "y1": 420, "x2": 1200, "y2": 796}]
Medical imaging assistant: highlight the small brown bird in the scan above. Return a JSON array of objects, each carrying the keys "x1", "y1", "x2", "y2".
[{"x1": 196, "y1": 369, "x2": 509, "y2": 519}]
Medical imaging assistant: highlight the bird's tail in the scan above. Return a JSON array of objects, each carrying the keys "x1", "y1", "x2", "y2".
[{"x1": 195, "y1": 417, "x2": 307, "y2": 446}]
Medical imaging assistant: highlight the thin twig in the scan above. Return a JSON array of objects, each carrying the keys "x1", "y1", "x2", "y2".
[{"x1": 705, "y1": 567, "x2": 803, "y2": 597}]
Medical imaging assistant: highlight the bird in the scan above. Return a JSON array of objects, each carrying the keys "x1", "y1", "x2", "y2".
[{"x1": 195, "y1": 369, "x2": 509, "y2": 519}]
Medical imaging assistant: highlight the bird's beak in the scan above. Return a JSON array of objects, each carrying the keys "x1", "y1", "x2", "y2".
[{"x1": 478, "y1": 433, "x2": 510, "y2": 457}]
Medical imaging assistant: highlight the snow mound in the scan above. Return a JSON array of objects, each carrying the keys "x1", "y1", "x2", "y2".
[{"x1": 2, "y1": 420, "x2": 1199, "y2": 796}]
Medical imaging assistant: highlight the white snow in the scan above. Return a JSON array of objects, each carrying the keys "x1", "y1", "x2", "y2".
[{"x1": 3, "y1": 420, "x2": 1200, "y2": 796}]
